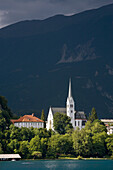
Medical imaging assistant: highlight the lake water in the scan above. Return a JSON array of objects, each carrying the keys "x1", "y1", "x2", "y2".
[{"x1": 0, "y1": 160, "x2": 113, "y2": 170}]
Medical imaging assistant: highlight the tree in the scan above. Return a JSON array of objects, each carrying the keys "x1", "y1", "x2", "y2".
[
  {"x1": 20, "y1": 127, "x2": 33, "y2": 141},
  {"x1": 0, "y1": 117, "x2": 6, "y2": 132},
  {"x1": 41, "y1": 109, "x2": 46, "y2": 128},
  {"x1": 85, "y1": 120, "x2": 107, "y2": 157},
  {"x1": 32, "y1": 151, "x2": 42, "y2": 159},
  {"x1": 0, "y1": 96, "x2": 13, "y2": 117},
  {"x1": 33, "y1": 128, "x2": 51, "y2": 139},
  {"x1": 9, "y1": 124, "x2": 21, "y2": 140},
  {"x1": 106, "y1": 134, "x2": 113, "y2": 156},
  {"x1": 72, "y1": 119, "x2": 108, "y2": 157},
  {"x1": 41, "y1": 109, "x2": 45, "y2": 121},
  {"x1": 88, "y1": 107, "x2": 98, "y2": 122},
  {"x1": 53, "y1": 112, "x2": 73, "y2": 134},
  {"x1": 29, "y1": 135, "x2": 41, "y2": 153},
  {"x1": 0, "y1": 110, "x2": 11, "y2": 128},
  {"x1": 7, "y1": 139, "x2": 20, "y2": 153},
  {"x1": 92, "y1": 131, "x2": 107, "y2": 157},
  {"x1": 0, "y1": 97, "x2": 13, "y2": 130},
  {"x1": 19, "y1": 141, "x2": 29, "y2": 158},
  {"x1": 72, "y1": 127, "x2": 92, "y2": 157},
  {"x1": 47, "y1": 133, "x2": 73, "y2": 158},
  {"x1": 57, "y1": 134, "x2": 73, "y2": 155},
  {"x1": 91, "y1": 119, "x2": 107, "y2": 133},
  {"x1": 40, "y1": 138, "x2": 48, "y2": 158},
  {"x1": 0, "y1": 143, "x2": 3, "y2": 154}
]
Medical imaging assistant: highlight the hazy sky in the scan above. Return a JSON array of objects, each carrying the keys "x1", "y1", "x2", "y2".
[{"x1": 0, "y1": 0, "x2": 113, "y2": 28}]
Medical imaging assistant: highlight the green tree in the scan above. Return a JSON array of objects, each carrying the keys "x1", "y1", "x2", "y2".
[
  {"x1": 91, "y1": 119, "x2": 107, "y2": 133},
  {"x1": 88, "y1": 107, "x2": 98, "y2": 122},
  {"x1": 47, "y1": 134, "x2": 60, "y2": 158},
  {"x1": 72, "y1": 119, "x2": 107, "y2": 157},
  {"x1": 106, "y1": 134, "x2": 113, "y2": 156},
  {"x1": 0, "y1": 117, "x2": 6, "y2": 132},
  {"x1": 47, "y1": 133, "x2": 73, "y2": 158},
  {"x1": 0, "y1": 143, "x2": 3, "y2": 153},
  {"x1": 20, "y1": 127, "x2": 33, "y2": 141},
  {"x1": 9, "y1": 124, "x2": 21, "y2": 140},
  {"x1": 19, "y1": 141, "x2": 29, "y2": 158},
  {"x1": 33, "y1": 128, "x2": 51, "y2": 139},
  {"x1": 40, "y1": 138, "x2": 48, "y2": 158},
  {"x1": 53, "y1": 112, "x2": 73, "y2": 134},
  {"x1": 29, "y1": 135, "x2": 41, "y2": 153},
  {"x1": 85, "y1": 120, "x2": 107, "y2": 157},
  {"x1": 57, "y1": 134, "x2": 73, "y2": 155},
  {"x1": 92, "y1": 131, "x2": 107, "y2": 157},
  {"x1": 0, "y1": 110, "x2": 11, "y2": 127},
  {"x1": 41, "y1": 109, "x2": 45, "y2": 121},
  {"x1": 41, "y1": 109, "x2": 46, "y2": 128},
  {"x1": 32, "y1": 151, "x2": 42, "y2": 159},
  {"x1": 0, "y1": 96, "x2": 13, "y2": 117},
  {"x1": 72, "y1": 127, "x2": 92, "y2": 157},
  {"x1": 7, "y1": 139, "x2": 20, "y2": 153}
]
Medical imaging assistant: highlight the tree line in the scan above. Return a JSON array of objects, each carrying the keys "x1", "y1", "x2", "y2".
[{"x1": 0, "y1": 96, "x2": 113, "y2": 159}]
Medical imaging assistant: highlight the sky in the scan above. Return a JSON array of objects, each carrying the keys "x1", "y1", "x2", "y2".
[{"x1": 0, "y1": 0, "x2": 113, "y2": 28}]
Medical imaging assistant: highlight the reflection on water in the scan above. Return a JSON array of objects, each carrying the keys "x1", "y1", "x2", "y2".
[
  {"x1": 22, "y1": 162, "x2": 34, "y2": 165},
  {"x1": 45, "y1": 160, "x2": 57, "y2": 169}
]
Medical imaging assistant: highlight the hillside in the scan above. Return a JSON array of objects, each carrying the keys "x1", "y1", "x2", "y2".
[{"x1": 0, "y1": 4, "x2": 113, "y2": 118}]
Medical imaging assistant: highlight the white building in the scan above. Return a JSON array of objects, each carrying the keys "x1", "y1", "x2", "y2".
[
  {"x1": 101, "y1": 119, "x2": 113, "y2": 135},
  {"x1": 11, "y1": 113, "x2": 44, "y2": 128},
  {"x1": 46, "y1": 79, "x2": 87, "y2": 131}
]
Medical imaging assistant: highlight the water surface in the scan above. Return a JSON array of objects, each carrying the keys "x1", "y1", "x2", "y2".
[{"x1": 0, "y1": 159, "x2": 113, "y2": 170}]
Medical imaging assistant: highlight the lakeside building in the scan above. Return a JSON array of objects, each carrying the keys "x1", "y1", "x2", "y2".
[
  {"x1": 0, "y1": 154, "x2": 21, "y2": 161},
  {"x1": 101, "y1": 119, "x2": 113, "y2": 135},
  {"x1": 11, "y1": 113, "x2": 44, "y2": 128},
  {"x1": 46, "y1": 79, "x2": 87, "y2": 131}
]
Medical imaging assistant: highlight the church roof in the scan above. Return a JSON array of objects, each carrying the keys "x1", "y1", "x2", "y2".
[
  {"x1": 51, "y1": 107, "x2": 66, "y2": 115},
  {"x1": 75, "y1": 111, "x2": 86, "y2": 119},
  {"x1": 68, "y1": 78, "x2": 72, "y2": 98},
  {"x1": 11, "y1": 114, "x2": 44, "y2": 123}
]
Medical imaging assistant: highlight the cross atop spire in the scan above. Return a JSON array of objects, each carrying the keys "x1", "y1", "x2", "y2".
[{"x1": 68, "y1": 78, "x2": 72, "y2": 98}]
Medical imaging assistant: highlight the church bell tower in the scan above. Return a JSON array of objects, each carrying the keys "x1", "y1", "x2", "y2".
[{"x1": 66, "y1": 79, "x2": 75, "y2": 128}]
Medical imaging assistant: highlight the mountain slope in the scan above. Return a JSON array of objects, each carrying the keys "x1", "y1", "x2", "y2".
[{"x1": 0, "y1": 4, "x2": 113, "y2": 118}]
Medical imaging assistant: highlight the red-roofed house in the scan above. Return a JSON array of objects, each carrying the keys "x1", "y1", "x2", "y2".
[{"x1": 11, "y1": 113, "x2": 44, "y2": 128}]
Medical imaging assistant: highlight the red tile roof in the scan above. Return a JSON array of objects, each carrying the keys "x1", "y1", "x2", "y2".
[{"x1": 11, "y1": 114, "x2": 44, "y2": 124}]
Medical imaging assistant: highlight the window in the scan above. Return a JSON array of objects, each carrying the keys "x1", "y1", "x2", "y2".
[
  {"x1": 78, "y1": 121, "x2": 80, "y2": 126},
  {"x1": 75, "y1": 121, "x2": 76, "y2": 126},
  {"x1": 70, "y1": 104, "x2": 73, "y2": 108},
  {"x1": 71, "y1": 110, "x2": 73, "y2": 113},
  {"x1": 82, "y1": 121, "x2": 86, "y2": 126}
]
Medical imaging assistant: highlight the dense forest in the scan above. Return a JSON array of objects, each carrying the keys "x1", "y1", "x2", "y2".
[{"x1": 0, "y1": 96, "x2": 113, "y2": 159}]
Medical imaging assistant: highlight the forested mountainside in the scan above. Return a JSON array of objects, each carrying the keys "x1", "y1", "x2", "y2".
[{"x1": 0, "y1": 4, "x2": 113, "y2": 118}]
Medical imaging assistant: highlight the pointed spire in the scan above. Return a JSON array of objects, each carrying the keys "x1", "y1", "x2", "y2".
[{"x1": 68, "y1": 78, "x2": 72, "y2": 98}]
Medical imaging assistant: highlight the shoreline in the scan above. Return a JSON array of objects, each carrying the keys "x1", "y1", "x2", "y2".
[{"x1": 20, "y1": 157, "x2": 112, "y2": 161}]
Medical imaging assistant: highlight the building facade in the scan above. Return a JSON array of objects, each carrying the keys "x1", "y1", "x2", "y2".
[
  {"x1": 11, "y1": 113, "x2": 44, "y2": 128},
  {"x1": 101, "y1": 119, "x2": 113, "y2": 135},
  {"x1": 46, "y1": 79, "x2": 87, "y2": 130}
]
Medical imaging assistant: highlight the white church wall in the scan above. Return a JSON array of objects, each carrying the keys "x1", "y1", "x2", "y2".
[{"x1": 46, "y1": 107, "x2": 54, "y2": 130}]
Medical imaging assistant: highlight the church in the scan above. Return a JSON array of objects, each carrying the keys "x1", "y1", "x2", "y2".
[{"x1": 46, "y1": 79, "x2": 87, "y2": 131}]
